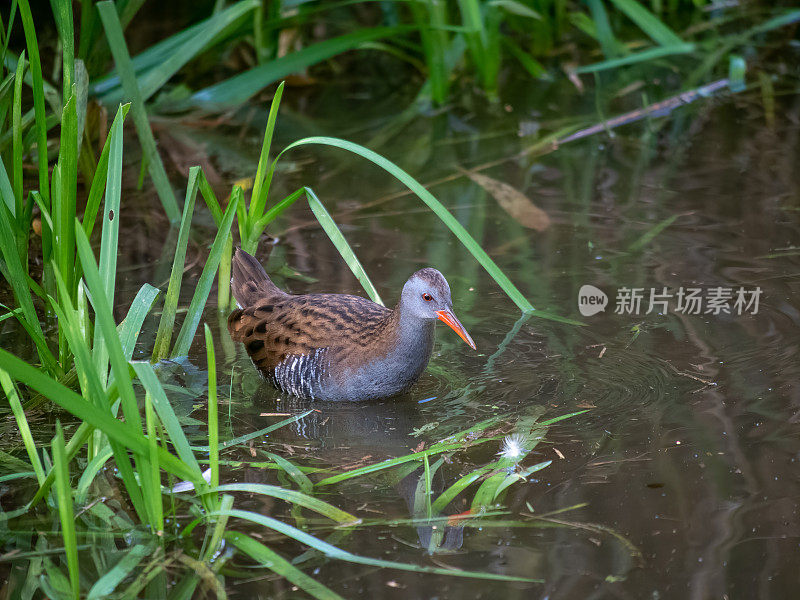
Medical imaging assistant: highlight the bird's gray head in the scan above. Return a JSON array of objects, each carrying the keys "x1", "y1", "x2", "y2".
[
  {"x1": 399, "y1": 268, "x2": 476, "y2": 350},
  {"x1": 400, "y1": 268, "x2": 452, "y2": 319}
]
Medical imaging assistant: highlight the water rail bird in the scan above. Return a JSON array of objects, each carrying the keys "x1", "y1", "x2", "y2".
[{"x1": 228, "y1": 248, "x2": 476, "y2": 401}]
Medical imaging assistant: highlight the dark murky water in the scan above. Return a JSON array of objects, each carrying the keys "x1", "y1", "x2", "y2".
[{"x1": 113, "y1": 79, "x2": 800, "y2": 598}]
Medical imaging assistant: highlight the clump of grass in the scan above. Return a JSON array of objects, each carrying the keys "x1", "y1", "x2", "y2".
[{"x1": 0, "y1": 5, "x2": 575, "y2": 596}]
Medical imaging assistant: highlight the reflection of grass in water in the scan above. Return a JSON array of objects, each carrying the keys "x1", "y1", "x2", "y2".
[{"x1": 299, "y1": 407, "x2": 640, "y2": 569}]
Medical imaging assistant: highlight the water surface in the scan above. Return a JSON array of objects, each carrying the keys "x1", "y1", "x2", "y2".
[{"x1": 119, "y1": 79, "x2": 800, "y2": 598}]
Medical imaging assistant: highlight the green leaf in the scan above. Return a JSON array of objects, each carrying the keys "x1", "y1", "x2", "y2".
[
  {"x1": 305, "y1": 187, "x2": 383, "y2": 306},
  {"x1": 190, "y1": 410, "x2": 315, "y2": 452},
  {"x1": 0, "y1": 349, "x2": 198, "y2": 483},
  {"x1": 248, "y1": 80, "x2": 284, "y2": 223},
  {"x1": 264, "y1": 451, "x2": 312, "y2": 494},
  {"x1": 170, "y1": 190, "x2": 239, "y2": 357},
  {"x1": 87, "y1": 544, "x2": 153, "y2": 600},
  {"x1": 96, "y1": 0, "x2": 180, "y2": 222},
  {"x1": 205, "y1": 324, "x2": 219, "y2": 491},
  {"x1": 97, "y1": 0, "x2": 258, "y2": 104},
  {"x1": 574, "y1": 43, "x2": 695, "y2": 74},
  {"x1": 52, "y1": 422, "x2": 80, "y2": 599},
  {"x1": 0, "y1": 198, "x2": 59, "y2": 374},
  {"x1": 118, "y1": 283, "x2": 160, "y2": 360},
  {"x1": 280, "y1": 137, "x2": 574, "y2": 320},
  {"x1": 607, "y1": 0, "x2": 685, "y2": 46},
  {"x1": 212, "y1": 483, "x2": 358, "y2": 523},
  {"x1": 316, "y1": 443, "x2": 465, "y2": 486},
  {"x1": 0, "y1": 369, "x2": 45, "y2": 483},
  {"x1": 190, "y1": 27, "x2": 409, "y2": 109},
  {"x1": 488, "y1": 0, "x2": 541, "y2": 19},
  {"x1": 431, "y1": 465, "x2": 494, "y2": 514},
  {"x1": 222, "y1": 509, "x2": 540, "y2": 582},
  {"x1": 151, "y1": 167, "x2": 199, "y2": 361},
  {"x1": 226, "y1": 533, "x2": 346, "y2": 600},
  {"x1": 132, "y1": 362, "x2": 204, "y2": 477},
  {"x1": 91, "y1": 102, "x2": 128, "y2": 382},
  {"x1": 16, "y1": 0, "x2": 50, "y2": 201},
  {"x1": 502, "y1": 37, "x2": 549, "y2": 80}
]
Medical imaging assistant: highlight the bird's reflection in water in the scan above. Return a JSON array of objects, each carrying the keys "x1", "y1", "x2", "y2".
[
  {"x1": 253, "y1": 388, "x2": 465, "y2": 553},
  {"x1": 397, "y1": 468, "x2": 465, "y2": 554}
]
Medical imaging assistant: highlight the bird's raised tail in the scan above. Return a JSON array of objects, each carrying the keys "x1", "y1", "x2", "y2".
[{"x1": 230, "y1": 248, "x2": 287, "y2": 307}]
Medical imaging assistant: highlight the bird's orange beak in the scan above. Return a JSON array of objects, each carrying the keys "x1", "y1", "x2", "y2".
[{"x1": 435, "y1": 309, "x2": 476, "y2": 350}]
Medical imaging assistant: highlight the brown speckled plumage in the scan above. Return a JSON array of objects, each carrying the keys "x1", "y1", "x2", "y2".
[{"x1": 228, "y1": 248, "x2": 475, "y2": 401}]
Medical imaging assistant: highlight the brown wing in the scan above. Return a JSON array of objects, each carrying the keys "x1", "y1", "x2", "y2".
[{"x1": 228, "y1": 293, "x2": 393, "y2": 375}]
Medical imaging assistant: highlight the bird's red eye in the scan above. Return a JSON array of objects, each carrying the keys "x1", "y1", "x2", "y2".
[{"x1": 422, "y1": 293, "x2": 433, "y2": 302}]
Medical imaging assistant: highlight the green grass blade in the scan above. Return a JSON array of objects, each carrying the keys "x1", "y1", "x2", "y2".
[
  {"x1": 118, "y1": 283, "x2": 160, "y2": 360},
  {"x1": 131, "y1": 362, "x2": 203, "y2": 477},
  {"x1": 0, "y1": 153, "x2": 15, "y2": 215},
  {"x1": 151, "y1": 167, "x2": 199, "y2": 361},
  {"x1": 50, "y1": 0, "x2": 75, "y2": 95},
  {"x1": 431, "y1": 465, "x2": 494, "y2": 514},
  {"x1": 50, "y1": 265, "x2": 149, "y2": 520},
  {"x1": 91, "y1": 0, "x2": 255, "y2": 96},
  {"x1": 212, "y1": 483, "x2": 357, "y2": 523},
  {"x1": 202, "y1": 494, "x2": 233, "y2": 562},
  {"x1": 264, "y1": 451, "x2": 312, "y2": 493},
  {"x1": 16, "y1": 0, "x2": 49, "y2": 202},
  {"x1": 0, "y1": 350, "x2": 198, "y2": 482},
  {"x1": 86, "y1": 544, "x2": 153, "y2": 600},
  {"x1": 143, "y1": 391, "x2": 164, "y2": 532},
  {"x1": 75, "y1": 223, "x2": 142, "y2": 434},
  {"x1": 471, "y1": 471, "x2": 507, "y2": 511},
  {"x1": 536, "y1": 410, "x2": 588, "y2": 428},
  {"x1": 189, "y1": 409, "x2": 314, "y2": 452},
  {"x1": 75, "y1": 445, "x2": 113, "y2": 504},
  {"x1": 170, "y1": 190, "x2": 239, "y2": 357},
  {"x1": 248, "y1": 81, "x2": 284, "y2": 222},
  {"x1": 607, "y1": 0, "x2": 684, "y2": 47},
  {"x1": 57, "y1": 92, "x2": 78, "y2": 305},
  {"x1": 585, "y1": 0, "x2": 620, "y2": 59},
  {"x1": 749, "y1": 9, "x2": 800, "y2": 35},
  {"x1": 252, "y1": 186, "x2": 304, "y2": 234},
  {"x1": 81, "y1": 105, "x2": 128, "y2": 240},
  {"x1": 190, "y1": 27, "x2": 409, "y2": 109},
  {"x1": 222, "y1": 509, "x2": 539, "y2": 582},
  {"x1": 29, "y1": 421, "x2": 94, "y2": 507},
  {"x1": 196, "y1": 174, "x2": 232, "y2": 309},
  {"x1": 226, "y1": 532, "x2": 346, "y2": 600},
  {"x1": 626, "y1": 213, "x2": 680, "y2": 252},
  {"x1": 204, "y1": 325, "x2": 219, "y2": 491},
  {"x1": 11, "y1": 51, "x2": 24, "y2": 225},
  {"x1": 281, "y1": 138, "x2": 539, "y2": 314},
  {"x1": 52, "y1": 422, "x2": 80, "y2": 600},
  {"x1": 305, "y1": 187, "x2": 383, "y2": 306},
  {"x1": 489, "y1": 0, "x2": 541, "y2": 19},
  {"x1": 0, "y1": 369, "x2": 46, "y2": 483},
  {"x1": 316, "y1": 443, "x2": 465, "y2": 486},
  {"x1": 574, "y1": 42, "x2": 695, "y2": 74},
  {"x1": 501, "y1": 37, "x2": 549, "y2": 80},
  {"x1": 0, "y1": 202, "x2": 59, "y2": 374},
  {"x1": 92, "y1": 101, "x2": 128, "y2": 381},
  {"x1": 50, "y1": 267, "x2": 108, "y2": 410},
  {"x1": 96, "y1": 0, "x2": 180, "y2": 222},
  {"x1": 100, "y1": 0, "x2": 258, "y2": 104}
]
